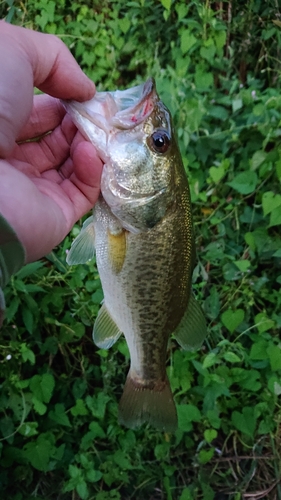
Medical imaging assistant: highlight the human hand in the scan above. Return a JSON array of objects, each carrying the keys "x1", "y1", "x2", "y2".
[{"x1": 0, "y1": 22, "x2": 102, "y2": 263}]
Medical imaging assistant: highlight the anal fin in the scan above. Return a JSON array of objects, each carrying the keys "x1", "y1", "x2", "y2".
[
  {"x1": 93, "y1": 303, "x2": 122, "y2": 349},
  {"x1": 173, "y1": 293, "x2": 207, "y2": 351}
]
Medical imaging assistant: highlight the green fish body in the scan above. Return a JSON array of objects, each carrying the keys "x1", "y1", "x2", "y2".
[{"x1": 64, "y1": 79, "x2": 206, "y2": 431}]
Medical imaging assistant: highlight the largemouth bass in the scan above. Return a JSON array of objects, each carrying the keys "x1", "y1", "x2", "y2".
[{"x1": 64, "y1": 78, "x2": 206, "y2": 432}]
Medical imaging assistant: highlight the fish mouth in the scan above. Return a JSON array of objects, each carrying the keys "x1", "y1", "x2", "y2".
[
  {"x1": 63, "y1": 78, "x2": 156, "y2": 135},
  {"x1": 63, "y1": 78, "x2": 163, "y2": 214}
]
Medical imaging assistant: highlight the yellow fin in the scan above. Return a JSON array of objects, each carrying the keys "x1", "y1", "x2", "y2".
[
  {"x1": 173, "y1": 293, "x2": 207, "y2": 351},
  {"x1": 107, "y1": 228, "x2": 126, "y2": 274},
  {"x1": 93, "y1": 303, "x2": 122, "y2": 349}
]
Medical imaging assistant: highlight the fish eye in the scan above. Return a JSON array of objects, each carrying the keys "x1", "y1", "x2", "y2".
[{"x1": 149, "y1": 130, "x2": 170, "y2": 154}]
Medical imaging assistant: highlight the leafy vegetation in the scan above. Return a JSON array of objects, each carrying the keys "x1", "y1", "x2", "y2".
[{"x1": 0, "y1": 1, "x2": 281, "y2": 499}]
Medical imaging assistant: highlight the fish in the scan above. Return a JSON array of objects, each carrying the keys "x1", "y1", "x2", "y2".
[{"x1": 63, "y1": 78, "x2": 207, "y2": 432}]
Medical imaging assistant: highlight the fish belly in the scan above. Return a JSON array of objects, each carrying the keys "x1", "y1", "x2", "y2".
[{"x1": 95, "y1": 198, "x2": 192, "y2": 375}]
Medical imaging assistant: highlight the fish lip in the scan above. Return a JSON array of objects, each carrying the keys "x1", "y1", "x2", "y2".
[
  {"x1": 111, "y1": 77, "x2": 155, "y2": 129},
  {"x1": 62, "y1": 77, "x2": 156, "y2": 133}
]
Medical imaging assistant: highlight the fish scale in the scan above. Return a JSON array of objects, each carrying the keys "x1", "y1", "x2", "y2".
[{"x1": 64, "y1": 78, "x2": 207, "y2": 431}]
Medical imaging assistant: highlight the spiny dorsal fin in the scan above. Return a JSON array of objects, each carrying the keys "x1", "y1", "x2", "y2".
[
  {"x1": 107, "y1": 228, "x2": 127, "y2": 274},
  {"x1": 93, "y1": 303, "x2": 123, "y2": 349},
  {"x1": 173, "y1": 293, "x2": 207, "y2": 351},
  {"x1": 66, "y1": 216, "x2": 95, "y2": 265}
]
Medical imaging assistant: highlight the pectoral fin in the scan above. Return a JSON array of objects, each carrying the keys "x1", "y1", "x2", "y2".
[
  {"x1": 173, "y1": 294, "x2": 207, "y2": 350},
  {"x1": 93, "y1": 303, "x2": 122, "y2": 349},
  {"x1": 107, "y1": 228, "x2": 127, "y2": 274},
  {"x1": 66, "y1": 216, "x2": 95, "y2": 265}
]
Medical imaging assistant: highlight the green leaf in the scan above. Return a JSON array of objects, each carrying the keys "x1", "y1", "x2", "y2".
[
  {"x1": 234, "y1": 260, "x2": 251, "y2": 272},
  {"x1": 251, "y1": 150, "x2": 267, "y2": 170},
  {"x1": 59, "y1": 322, "x2": 85, "y2": 342},
  {"x1": 266, "y1": 344, "x2": 281, "y2": 371},
  {"x1": 273, "y1": 248, "x2": 281, "y2": 257},
  {"x1": 268, "y1": 376, "x2": 281, "y2": 395},
  {"x1": 214, "y1": 30, "x2": 226, "y2": 49},
  {"x1": 86, "y1": 393, "x2": 110, "y2": 419},
  {"x1": 223, "y1": 352, "x2": 241, "y2": 363},
  {"x1": 86, "y1": 469, "x2": 103, "y2": 482},
  {"x1": 91, "y1": 289, "x2": 104, "y2": 304},
  {"x1": 244, "y1": 232, "x2": 256, "y2": 251},
  {"x1": 5, "y1": 296, "x2": 20, "y2": 321},
  {"x1": 232, "y1": 98, "x2": 243, "y2": 112},
  {"x1": 22, "y1": 307, "x2": 34, "y2": 334},
  {"x1": 160, "y1": 0, "x2": 171, "y2": 10},
  {"x1": 20, "y1": 343, "x2": 35, "y2": 364},
  {"x1": 69, "y1": 464, "x2": 82, "y2": 479},
  {"x1": 29, "y1": 373, "x2": 55, "y2": 403},
  {"x1": 119, "y1": 18, "x2": 130, "y2": 34},
  {"x1": 15, "y1": 261, "x2": 44, "y2": 280},
  {"x1": 198, "y1": 448, "x2": 214, "y2": 464},
  {"x1": 204, "y1": 285, "x2": 220, "y2": 319},
  {"x1": 18, "y1": 422, "x2": 39, "y2": 437},
  {"x1": 179, "y1": 488, "x2": 193, "y2": 500},
  {"x1": 253, "y1": 103, "x2": 264, "y2": 116},
  {"x1": 206, "y1": 410, "x2": 221, "y2": 429},
  {"x1": 195, "y1": 67, "x2": 213, "y2": 89},
  {"x1": 221, "y1": 309, "x2": 245, "y2": 333},
  {"x1": 255, "y1": 312, "x2": 275, "y2": 333},
  {"x1": 77, "y1": 480, "x2": 89, "y2": 500},
  {"x1": 231, "y1": 407, "x2": 257, "y2": 437},
  {"x1": 209, "y1": 165, "x2": 225, "y2": 183},
  {"x1": 177, "y1": 404, "x2": 201, "y2": 432},
  {"x1": 49, "y1": 403, "x2": 72, "y2": 427},
  {"x1": 202, "y1": 352, "x2": 218, "y2": 369},
  {"x1": 227, "y1": 171, "x2": 258, "y2": 194},
  {"x1": 274, "y1": 382, "x2": 281, "y2": 395},
  {"x1": 154, "y1": 442, "x2": 170, "y2": 460},
  {"x1": 249, "y1": 340, "x2": 269, "y2": 360},
  {"x1": 32, "y1": 397, "x2": 47, "y2": 415},
  {"x1": 113, "y1": 450, "x2": 133, "y2": 470},
  {"x1": 269, "y1": 207, "x2": 281, "y2": 227},
  {"x1": 176, "y1": 4, "x2": 188, "y2": 21},
  {"x1": 262, "y1": 191, "x2": 281, "y2": 216},
  {"x1": 200, "y1": 45, "x2": 216, "y2": 61},
  {"x1": 71, "y1": 399, "x2": 89, "y2": 416},
  {"x1": 0, "y1": 417, "x2": 14, "y2": 441},
  {"x1": 23, "y1": 437, "x2": 53, "y2": 471},
  {"x1": 89, "y1": 421, "x2": 106, "y2": 438},
  {"x1": 180, "y1": 30, "x2": 197, "y2": 55},
  {"x1": 204, "y1": 429, "x2": 218, "y2": 443}
]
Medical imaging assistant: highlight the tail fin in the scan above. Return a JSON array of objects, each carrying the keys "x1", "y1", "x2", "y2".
[{"x1": 118, "y1": 371, "x2": 177, "y2": 432}]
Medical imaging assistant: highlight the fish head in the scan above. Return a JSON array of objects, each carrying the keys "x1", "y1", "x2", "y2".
[{"x1": 63, "y1": 78, "x2": 180, "y2": 232}]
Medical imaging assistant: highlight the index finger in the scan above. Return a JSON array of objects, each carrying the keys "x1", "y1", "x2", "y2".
[{"x1": 0, "y1": 22, "x2": 95, "y2": 158}]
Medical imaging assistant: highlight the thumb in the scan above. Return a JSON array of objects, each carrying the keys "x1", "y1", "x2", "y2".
[{"x1": 0, "y1": 22, "x2": 95, "y2": 158}]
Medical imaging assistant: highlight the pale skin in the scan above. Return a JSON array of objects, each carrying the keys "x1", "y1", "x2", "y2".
[{"x1": 0, "y1": 21, "x2": 103, "y2": 263}]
